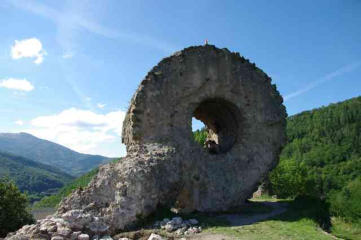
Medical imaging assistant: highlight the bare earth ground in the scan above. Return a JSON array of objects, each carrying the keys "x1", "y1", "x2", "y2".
[
  {"x1": 219, "y1": 202, "x2": 288, "y2": 227},
  {"x1": 187, "y1": 201, "x2": 288, "y2": 240}
]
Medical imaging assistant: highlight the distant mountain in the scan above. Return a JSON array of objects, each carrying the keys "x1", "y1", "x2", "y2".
[
  {"x1": 0, "y1": 133, "x2": 111, "y2": 176},
  {"x1": 0, "y1": 151, "x2": 74, "y2": 201}
]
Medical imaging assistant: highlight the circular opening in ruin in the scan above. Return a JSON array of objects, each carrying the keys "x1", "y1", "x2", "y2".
[{"x1": 192, "y1": 98, "x2": 240, "y2": 154}]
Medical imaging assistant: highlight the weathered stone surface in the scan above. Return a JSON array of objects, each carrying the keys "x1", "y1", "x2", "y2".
[
  {"x1": 78, "y1": 234, "x2": 89, "y2": 240},
  {"x1": 51, "y1": 236, "x2": 64, "y2": 240},
  {"x1": 71, "y1": 231, "x2": 82, "y2": 240},
  {"x1": 147, "y1": 233, "x2": 166, "y2": 240},
  {"x1": 57, "y1": 225, "x2": 72, "y2": 236},
  {"x1": 62, "y1": 210, "x2": 92, "y2": 230},
  {"x1": 5, "y1": 45, "x2": 286, "y2": 239}
]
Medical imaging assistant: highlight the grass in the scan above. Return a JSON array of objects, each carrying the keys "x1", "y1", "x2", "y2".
[
  {"x1": 201, "y1": 198, "x2": 334, "y2": 240},
  {"x1": 202, "y1": 196, "x2": 361, "y2": 240},
  {"x1": 112, "y1": 198, "x2": 338, "y2": 240},
  {"x1": 331, "y1": 217, "x2": 361, "y2": 240},
  {"x1": 206, "y1": 219, "x2": 333, "y2": 240}
]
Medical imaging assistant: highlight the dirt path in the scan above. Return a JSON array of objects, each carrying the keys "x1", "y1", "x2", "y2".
[
  {"x1": 219, "y1": 201, "x2": 288, "y2": 226},
  {"x1": 186, "y1": 232, "x2": 234, "y2": 240},
  {"x1": 187, "y1": 202, "x2": 288, "y2": 240}
]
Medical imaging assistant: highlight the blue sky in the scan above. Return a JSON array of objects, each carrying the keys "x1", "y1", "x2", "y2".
[{"x1": 0, "y1": 0, "x2": 360, "y2": 157}]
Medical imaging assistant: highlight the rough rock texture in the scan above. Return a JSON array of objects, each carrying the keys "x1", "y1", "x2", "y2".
[{"x1": 5, "y1": 45, "x2": 286, "y2": 239}]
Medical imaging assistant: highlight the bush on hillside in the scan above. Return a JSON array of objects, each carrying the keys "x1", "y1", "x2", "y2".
[
  {"x1": 269, "y1": 158, "x2": 319, "y2": 198},
  {"x1": 0, "y1": 178, "x2": 34, "y2": 237},
  {"x1": 329, "y1": 178, "x2": 361, "y2": 222}
]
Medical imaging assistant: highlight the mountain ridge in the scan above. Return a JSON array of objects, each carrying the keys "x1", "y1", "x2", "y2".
[
  {"x1": 0, "y1": 151, "x2": 74, "y2": 201},
  {"x1": 0, "y1": 132, "x2": 111, "y2": 176}
]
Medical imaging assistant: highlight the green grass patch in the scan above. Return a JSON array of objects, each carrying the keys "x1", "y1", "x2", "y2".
[
  {"x1": 204, "y1": 197, "x2": 336, "y2": 240},
  {"x1": 331, "y1": 217, "x2": 361, "y2": 240}
]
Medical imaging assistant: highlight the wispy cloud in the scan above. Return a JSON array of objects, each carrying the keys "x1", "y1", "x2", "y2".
[
  {"x1": 0, "y1": 78, "x2": 34, "y2": 91},
  {"x1": 8, "y1": 0, "x2": 177, "y2": 53},
  {"x1": 97, "y1": 103, "x2": 106, "y2": 109},
  {"x1": 284, "y1": 61, "x2": 361, "y2": 101},
  {"x1": 15, "y1": 120, "x2": 24, "y2": 126},
  {"x1": 62, "y1": 52, "x2": 74, "y2": 59}
]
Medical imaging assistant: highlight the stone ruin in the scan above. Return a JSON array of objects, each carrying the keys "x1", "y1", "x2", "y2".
[{"x1": 6, "y1": 45, "x2": 286, "y2": 239}]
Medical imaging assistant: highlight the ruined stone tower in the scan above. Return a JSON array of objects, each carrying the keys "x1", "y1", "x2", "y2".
[{"x1": 6, "y1": 45, "x2": 286, "y2": 239}]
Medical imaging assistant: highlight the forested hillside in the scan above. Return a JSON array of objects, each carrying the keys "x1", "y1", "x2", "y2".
[
  {"x1": 34, "y1": 158, "x2": 121, "y2": 208},
  {"x1": 0, "y1": 152, "x2": 74, "y2": 201},
  {"x1": 0, "y1": 133, "x2": 110, "y2": 176},
  {"x1": 270, "y1": 96, "x2": 361, "y2": 221}
]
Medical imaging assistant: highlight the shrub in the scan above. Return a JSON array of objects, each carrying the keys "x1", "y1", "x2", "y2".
[
  {"x1": 329, "y1": 178, "x2": 361, "y2": 222},
  {"x1": 269, "y1": 158, "x2": 319, "y2": 198},
  {"x1": 0, "y1": 178, "x2": 34, "y2": 237}
]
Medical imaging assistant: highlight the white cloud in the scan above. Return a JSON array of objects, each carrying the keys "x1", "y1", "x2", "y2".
[
  {"x1": 284, "y1": 61, "x2": 361, "y2": 101},
  {"x1": 97, "y1": 103, "x2": 106, "y2": 109},
  {"x1": 26, "y1": 108, "x2": 126, "y2": 157},
  {"x1": 0, "y1": 78, "x2": 34, "y2": 91},
  {"x1": 62, "y1": 52, "x2": 74, "y2": 59},
  {"x1": 15, "y1": 120, "x2": 24, "y2": 126},
  {"x1": 11, "y1": 38, "x2": 47, "y2": 64}
]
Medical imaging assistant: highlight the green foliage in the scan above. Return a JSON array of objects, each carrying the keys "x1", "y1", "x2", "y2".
[
  {"x1": 0, "y1": 178, "x2": 34, "y2": 237},
  {"x1": 193, "y1": 127, "x2": 207, "y2": 146},
  {"x1": 329, "y1": 178, "x2": 361, "y2": 222},
  {"x1": 33, "y1": 167, "x2": 99, "y2": 208},
  {"x1": 269, "y1": 159, "x2": 318, "y2": 198},
  {"x1": 289, "y1": 196, "x2": 331, "y2": 231},
  {"x1": 269, "y1": 96, "x2": 361, "y2": 221},
  {"x1": 331, "y1": 217, "x2": 361, "y2": 240},
  {"x1": 0, "y1": 152, "x2": 74, "y2": 202}
]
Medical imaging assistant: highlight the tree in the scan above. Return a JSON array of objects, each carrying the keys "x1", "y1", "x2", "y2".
[
  {"x1": 329, "y1": 177, "x2": 361, "y2": 222},
  {"x1": 0, "y1": 178, "x2": 34, "y2": 237},
  {"x1": 193, "y1": 128, "x2": 208, "y2": 146}
]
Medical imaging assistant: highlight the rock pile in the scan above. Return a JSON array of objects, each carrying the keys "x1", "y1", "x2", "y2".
[
  {"x1": 154, "y1": 217, "x2": 201, "y2": 236},
  {"x1": 6, "y1": 210, "x2": 110, "y2": 240}
]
